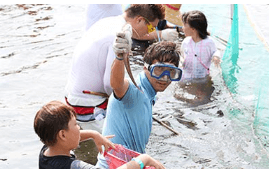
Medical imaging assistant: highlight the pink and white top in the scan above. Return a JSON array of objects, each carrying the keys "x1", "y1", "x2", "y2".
[{"x1": 180, "y1": 36, "x2": 217, "y2": 80}]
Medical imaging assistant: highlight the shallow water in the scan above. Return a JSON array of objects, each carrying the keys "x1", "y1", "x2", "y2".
[
  {"x1": 0, "y1": 4, "x2": 85, "y2": 169},
  {"x1": 1, "y1": 4, "x2": 269, "y2": 169}
]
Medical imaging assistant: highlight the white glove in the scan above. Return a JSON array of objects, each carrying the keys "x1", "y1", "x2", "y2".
[
  {"x1": 113, "y1": 24, "x2": 133, "y2": 55},
  {"x1": 161, "y1": 29, "x2": 179, "y2": 41}
]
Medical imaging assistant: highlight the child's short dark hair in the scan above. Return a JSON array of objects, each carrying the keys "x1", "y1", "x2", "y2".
[
  {"x1": 143, "y1": 41, "x2": 180, "y2": 67},
  {"x1": 34, "y1": 101, "x2": 76, "y2": 146}
]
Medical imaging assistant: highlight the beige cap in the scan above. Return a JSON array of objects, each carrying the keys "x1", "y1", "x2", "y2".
[{"x1": 164, "y1": 4, "x2": 183, "y2": 26}]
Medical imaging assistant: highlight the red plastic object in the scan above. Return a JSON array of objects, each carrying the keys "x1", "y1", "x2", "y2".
[{"x1": 104, "y1": 144, "x2": 155, "y2": 169}]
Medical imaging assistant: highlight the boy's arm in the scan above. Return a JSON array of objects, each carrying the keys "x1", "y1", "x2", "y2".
[
  {"x1": 118, "y1": 154, "x2": 165, "y2": 169},
  {"x1": 79, "y1": 130, "x2": 100, "y2": 142},
  {"x1": 110, "y1": 56, "x2": 129, "y2": 98},
  {"x1": 111, "y1": 29, "x2": 132, "y2": 98},
  {"x1": 79, "y1": 130, "x2": 115, "y2": 153}
]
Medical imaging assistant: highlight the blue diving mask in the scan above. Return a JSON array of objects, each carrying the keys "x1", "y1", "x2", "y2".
[{"x1": 145, "y1": 62, "x2": 182, "y2": 81}]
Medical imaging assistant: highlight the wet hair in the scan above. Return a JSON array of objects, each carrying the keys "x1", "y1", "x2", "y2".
[
  {"x1": 125, "y1": 4, "x2": 165, "y2": 22},
  {"x1": 143, "y1": 41, "x2": 180, "y2": 67},
  {"x1": 182, "y1": 10, "x2": 210, "y2": 39},
  {"x1": 34, "y1": 101, "x2": 76, "y2": 146}
]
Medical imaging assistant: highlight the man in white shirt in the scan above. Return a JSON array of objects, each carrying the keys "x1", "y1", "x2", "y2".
[{"x1": 65, "y1": 4, "x2": 165, "y2": 132}]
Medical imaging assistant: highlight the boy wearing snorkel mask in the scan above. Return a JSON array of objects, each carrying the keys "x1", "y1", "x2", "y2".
[{"x1": 96, "y1": 40, "x2": 181, "y2": 168}]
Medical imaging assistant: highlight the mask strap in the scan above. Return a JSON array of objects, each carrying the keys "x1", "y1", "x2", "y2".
[
  {"x1": 132, "y1": 27, "x2": 140, "y2": 39},
  {"x1": 144, "y1": 62, "x2": 151, "y2": 71}
]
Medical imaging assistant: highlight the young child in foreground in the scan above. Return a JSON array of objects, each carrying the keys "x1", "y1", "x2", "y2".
[{"x1": 34, "y1": 100, "x2": 165, "y2": 169}]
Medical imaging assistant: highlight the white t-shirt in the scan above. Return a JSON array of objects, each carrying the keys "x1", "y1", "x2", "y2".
[
  {"x1": 85, "y1": 4, "x2": 122, "y2": 31},
  {"x1": 65, "y1": 15, "x2": 126, "y2": 106},
  {"x1": 180, "y1": 36, "x2": 217, "y2": 80}
]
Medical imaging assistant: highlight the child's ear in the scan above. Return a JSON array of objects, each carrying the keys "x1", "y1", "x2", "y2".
[
  {"x1": 58, "y1": 130, "x2": 66, "y2": 141},
  {"x1": 136, "y1": 16, "x2": 143, "y2": 24}
]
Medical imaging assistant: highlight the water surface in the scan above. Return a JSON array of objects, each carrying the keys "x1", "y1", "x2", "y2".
[{"x1": 1, "y1": 4, "x2": 269, "y2": 169}]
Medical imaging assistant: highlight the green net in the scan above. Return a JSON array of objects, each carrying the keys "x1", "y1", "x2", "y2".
[{"x1": 221, "y1": 4, "x2": 239, "y2": 94}]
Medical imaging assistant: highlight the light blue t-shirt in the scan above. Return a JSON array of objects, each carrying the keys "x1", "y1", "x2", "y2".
[{"x1": 96, "y1": 72, "x2": 156, "y2": 168}]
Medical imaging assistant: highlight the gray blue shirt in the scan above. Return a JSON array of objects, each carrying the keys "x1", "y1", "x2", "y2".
[
  {"x1": 103, "y1": 71, "x2": 156, "y2": 153},
  {"x1": 96, "y1": 72, "x2": 156, "y2": 168}
]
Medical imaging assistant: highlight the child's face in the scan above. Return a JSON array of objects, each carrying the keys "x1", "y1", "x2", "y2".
[
  {"x1": 182, "y1": 23, "x2": 195, "y2": 37},
  {"x1": 66, "y1": 115, "x2": 80, "y2": 149}
]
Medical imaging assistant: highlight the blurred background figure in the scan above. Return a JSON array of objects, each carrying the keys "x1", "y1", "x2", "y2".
[
  {"x1": 131, "y1": 4, "x2": 185, "y2": 55},
  {"x1": 85, "y1": 4, "x2": 123, "y2": 31},
  {"x1": 163, "y1": 4, "x2": 183, "y2": 27}
]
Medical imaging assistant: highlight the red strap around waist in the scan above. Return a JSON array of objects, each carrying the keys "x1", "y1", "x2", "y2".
[
  {"x1": 165, "y1": 4, "x2": 180, "y2": 11},
  {"x1": 65, "y1": 97, "x2": 108, "y2": 115}
]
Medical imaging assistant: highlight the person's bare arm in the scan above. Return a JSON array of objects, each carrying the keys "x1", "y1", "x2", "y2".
[
  {"x1": 118, "y1": 154, "x2": 166, "y2": 169},
  {"x1": 111, "y1": 25, "x2": 132, "y2": 98},
  {"x1": 110, "y1": 56, "x2": 129, "y2": 98}
]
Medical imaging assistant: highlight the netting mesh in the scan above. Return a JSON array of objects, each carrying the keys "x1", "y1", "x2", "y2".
[{"x1": 104, "y1": 144, "x2": 155, "y2": 169}]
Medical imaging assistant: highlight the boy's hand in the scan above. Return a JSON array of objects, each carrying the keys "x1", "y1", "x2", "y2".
[
  {"x1": 119, "y1": 154, "x2": 166, "y2": 169},
  {"x1": 138, "y1": 154, "x2": 166, "y2": 169},
  {"x1": 113, "y1": 24, "x2": 132, "y2": 56},
  {"x1": 113, "y1": 32, "x2": 131, "y2": 55},
  {"x1": 93, "y1": 132, "x2": 115, "y2": 153}
]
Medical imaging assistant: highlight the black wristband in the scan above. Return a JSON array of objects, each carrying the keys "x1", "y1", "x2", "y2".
[{"x1": 116, "y1": 55, "x2": 124, "y2": 61}]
